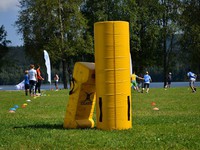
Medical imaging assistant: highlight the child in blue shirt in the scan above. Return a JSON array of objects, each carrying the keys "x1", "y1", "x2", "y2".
[
  {"x1": 142, "y1": 71, "x2": 152, "y2": 93},
  {"x1": 24, "y1": 70, "x2": 30, "y2": 96}
]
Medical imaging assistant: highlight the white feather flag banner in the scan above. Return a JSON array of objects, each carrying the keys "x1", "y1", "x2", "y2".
[
  {"x1": 130, "y1": 53, "x2": 132, "y2": 75},
  {"x1": 44, "y1": 50, "x2": 51, "y2": 83}
]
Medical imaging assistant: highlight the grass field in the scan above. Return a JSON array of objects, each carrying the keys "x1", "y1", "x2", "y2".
[{"x1": 0, "y1": 87, "x2": 200, "y2": 150}]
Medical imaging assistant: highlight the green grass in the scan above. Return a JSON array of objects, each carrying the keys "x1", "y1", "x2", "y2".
[{"x1": 0, "y1": 87, "x2": 200, "y2": 150}]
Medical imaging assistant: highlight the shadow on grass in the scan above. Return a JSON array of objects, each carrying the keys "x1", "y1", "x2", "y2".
[
  {"x1": 13, "y1": 124, "x2": 64, "y2": 130},
  {"x1": 13, "y1": 124, "x2": 97, "y2": 130}
]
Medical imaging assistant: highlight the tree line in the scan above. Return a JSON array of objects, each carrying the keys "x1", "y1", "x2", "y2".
[{"x1": 0, "y1": 0, "x2": 200, "y2": 86}]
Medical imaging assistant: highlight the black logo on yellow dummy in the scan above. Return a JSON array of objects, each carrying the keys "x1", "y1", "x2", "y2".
[{"x1": 81, "y1": 92, "x2": 94, "y2": 105}]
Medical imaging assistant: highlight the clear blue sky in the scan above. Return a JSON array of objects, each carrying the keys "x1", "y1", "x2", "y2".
[{"x1": 0, "y1": 0, "x2": 23, "y2": 46}]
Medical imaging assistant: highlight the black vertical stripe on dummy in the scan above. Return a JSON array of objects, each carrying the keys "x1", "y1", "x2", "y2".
[
  {"x1": 99, "y1": 97, "x2": 102, "y2": 122},
  {"x1": 127, "y1": 96, "x2": 130, "y2": 121},
  {"x1": 69, "y1": 78, "x2": 75, "y2": 95}
]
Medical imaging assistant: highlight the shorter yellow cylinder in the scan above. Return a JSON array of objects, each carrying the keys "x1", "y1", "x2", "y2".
[{"x1": 63, "y1": 62, "x2": 96, "y2": 129}]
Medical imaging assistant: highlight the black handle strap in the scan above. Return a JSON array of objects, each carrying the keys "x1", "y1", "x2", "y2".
[{"x1": 69, "y1": 77, "x2": 75, "y2": 95}]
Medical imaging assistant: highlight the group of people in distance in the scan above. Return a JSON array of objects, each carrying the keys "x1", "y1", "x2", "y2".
[
  {"x1": 131, "y1": 71, "x2": 152, "y2": 93},
  {"x1": 24, "y1": 64, "x2": 44, "y2": 96},
  {"x1": 131, "y1": 69, "x2": 197, "y2": 93},
  {"x1": 24, "y1": 64, "x2": 59, "y2": 96}
]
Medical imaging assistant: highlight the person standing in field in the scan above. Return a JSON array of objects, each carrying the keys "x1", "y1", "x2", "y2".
[
  {"x1": 142, "y1": 71, "x2": 152, "y2": 93},
  {"x1": 28, "y1": 64, "x2": 37, "y2": 96},
  {"x1": 187, "y1": 69, "x2": 197, "y2": 93},
  {"x1": 165, "y1": 72, "x2": 172, "y2": 88},
  {"x1": 137, "y1": 73, "x2": 144, "y2": 90},
  {"x1": 131, "y1": 72, "x2": 143, "y2": 92},
  {"x1": 24, "y1": 70, "x2": 29, "y2": 96},
  {"x1": 35, "y1": 64, "x2": 44, "y2": 94},
  {"x1": 54, "y1": 73, "x2": 59, "y2": 91}
]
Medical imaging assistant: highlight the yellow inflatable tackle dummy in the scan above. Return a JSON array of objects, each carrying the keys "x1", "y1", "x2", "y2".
[
  {"x1": 63, "y1": 62, "x2": 96, "y2": 129},
  {"x1": 94, "y1": 21, "x2": 132, "y2": 130}
]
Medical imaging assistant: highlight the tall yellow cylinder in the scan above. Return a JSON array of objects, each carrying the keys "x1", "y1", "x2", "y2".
[{"x1": 94, "y1": 21, "x2": 132, "y2": 130}]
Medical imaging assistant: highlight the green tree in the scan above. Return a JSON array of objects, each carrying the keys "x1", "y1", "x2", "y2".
[
  {"x1": 82, "y1": 0, "x2": 139, "y2": 69},
  {"x1": 81, "y1": 0, "x2": 108, "y2": 35},
  {"x1": 16, "y1": 0, "x2": 93, "y2": 88},
  {"x1": 131, "y1": 0, "x2": 163, "y2": 73},
  {"x1": 82, "y1": 0, "x2": 176, "y2": 78},
  {"x1": 0, "y1": 25, "x2": 11, "y2": 68},
  {"x1": 158, "y1": 0, "x2": 182, "y2": 86},
  {"x1": 180, "y1": 0, "x2": 200, "y2": 73}
]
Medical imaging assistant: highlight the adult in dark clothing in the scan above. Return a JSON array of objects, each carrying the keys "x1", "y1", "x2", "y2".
[
  {"x1": 165, "y1": 72, "x2": 172, "y2": 88},
  {"x1": 35, "y1": 65, "x2": 44, "y2": 94}
]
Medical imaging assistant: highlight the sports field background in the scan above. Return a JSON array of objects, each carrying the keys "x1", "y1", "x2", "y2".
[{"x1": 0, "y1": 87, "x2": 199, "y2": 149}]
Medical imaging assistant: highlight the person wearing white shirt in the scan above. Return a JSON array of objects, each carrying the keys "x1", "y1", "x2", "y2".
[
  {"x1": 187, "y1": 69, "x2": 197, "y2": 93},
  {"x1": 28, "y1": 64, "x2": 37, "y2": 96}
]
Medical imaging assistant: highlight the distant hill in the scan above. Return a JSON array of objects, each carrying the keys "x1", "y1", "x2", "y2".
[
  {"x1": 6, "y1": 46, "x2": 33, "y2": 66},
  {"x1": 0, "y1": 46, "x2": 33, "y2": 85}
]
